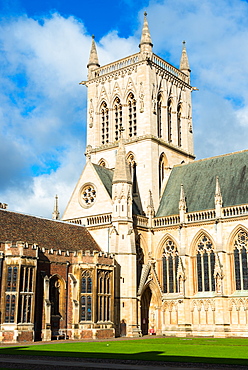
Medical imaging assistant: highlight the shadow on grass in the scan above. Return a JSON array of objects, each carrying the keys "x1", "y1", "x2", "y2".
[{"x1": 0, "y1": 347, "x2": 248, "y2": 367}]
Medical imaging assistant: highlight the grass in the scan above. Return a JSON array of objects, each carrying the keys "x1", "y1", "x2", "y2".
[{"x1": 1, "y1": 337, "x2": 248, "y2": 366}]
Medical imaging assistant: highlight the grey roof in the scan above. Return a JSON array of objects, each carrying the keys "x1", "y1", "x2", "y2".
[
  {"x1": 93, "y1": 164, "x2": 114, "y2": 197},
  {"x1": 156, "y1": 150, "x2": 248, "y2": 217}
]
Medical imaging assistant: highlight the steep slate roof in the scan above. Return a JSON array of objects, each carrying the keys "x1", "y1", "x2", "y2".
[
  {"x1": 157, "y1": 150, "x2": 248, "y2": 217},
  {"x1": 93, "y1": 164, "x2": 114, "y2": 196},
  {"x1": 0, "y1": 209, "x2": 101, "y2": 251}
]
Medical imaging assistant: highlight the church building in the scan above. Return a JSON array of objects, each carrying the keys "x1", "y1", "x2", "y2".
[{"x1": 0, "y1": 13, "x2": 248, "y2": 342}]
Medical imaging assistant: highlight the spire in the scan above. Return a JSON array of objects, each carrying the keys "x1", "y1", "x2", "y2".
[
  {"x1": 180, "y1": 41, "x2": 191, "y2": 79},
  {"x1": 139, "y1": 12, "x2": 153, "y2": 54},
  {"x1": 52, "y1": 194, "x2": 60, "y2": 220},
  {"x1": 147, "y1": 189, "x2": 155, "y2": 217},
  {"x1": 215, "y1": 176, "x2": 223, "y2": 218},
  {"x1": 87, "y1": 35, "x2": 100, "y2": 70},
  {"x1": 112, "y1": 129, "x2": 132, "y2": 185},
  {"x1": 179, "y1": 184, "x2": 187, "y2": 223}
]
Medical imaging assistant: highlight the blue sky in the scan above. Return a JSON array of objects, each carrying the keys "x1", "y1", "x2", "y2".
[{"x1": 0, "y1": 0, "x2": 248, "y2": 218}]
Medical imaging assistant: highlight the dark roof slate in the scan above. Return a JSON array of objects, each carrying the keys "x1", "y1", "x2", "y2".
[
  {"x1": 93, "y1": 164, "x2": 113, "y2": 197},
  {"x1": 0, "y1": 209, "x2": 101, "y2": 251},
  {"x1": 156, "y1": 150, "x2": 248, "y2": 217}
]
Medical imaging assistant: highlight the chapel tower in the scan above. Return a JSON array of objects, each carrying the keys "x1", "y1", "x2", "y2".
[{"x1": 83, "y1": 13, "x2": 195, "y2": 212}]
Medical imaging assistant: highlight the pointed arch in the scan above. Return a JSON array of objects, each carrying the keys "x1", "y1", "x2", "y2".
[
  {"x1": 98, "y1": 158, "x2": 108, "y2": 168},
  {"x1": 126, "y1": 92, "x2": 137, "y2": 138},
  {"x1": 158, "y1": 153, "x2": 168, "y2": 196},
  {"x1": 228, "y1": 226, "x2": 248, "y2": 291},
  {"x1": 99, "y1": 101, "x2": 109, "y2": 145},
  {"x1": 190, "y1": 231, "x2": 216, "y2": 293},
  {"x1": 126, "y1": 151, "x2": 137, "y2": 194},
  {"x1": 113, "y1": 96, "x2": 122, "y2": 141},
  {"x1": 177, "y1": 102, "x2": 182, "y2": 147},
  {"x1": 157, "y1": 92, "x2": 163, "y2": 138},
  {"x1": 167, "y1": 97, "x2": 173, "y2": 143}
]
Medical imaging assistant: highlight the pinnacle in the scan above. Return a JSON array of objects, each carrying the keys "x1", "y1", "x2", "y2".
[{"x1": 139, "y1": 11, "x2": 153, "y2": 52}]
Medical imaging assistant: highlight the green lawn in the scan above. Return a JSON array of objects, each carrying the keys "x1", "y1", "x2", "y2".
[{"x1": 1, "y1": 337, "x2": 248, "y2": 366}]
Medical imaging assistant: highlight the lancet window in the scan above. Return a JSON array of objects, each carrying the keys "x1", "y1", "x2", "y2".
[
  {"x1": 159, "y1": 153, "x2": 167, "y2": 196},
  {"x1": 100, "y1": 102, "x2": 109, "y2": 145},
  {"x1": 127, "y1": 93, "x2": 137, "y2": 137},
  {"x1": 127, "y1": 153, "x2": 137, "y2": 194},
  {"x1": 157, "y1": 93, "x2": 162, "y2": 138},
  {"x1": 162, "y1": 239, "x2": 179, "y2": 293},
  {"x1": 80, "y1": 270, "x2": 92, "y2": 321},
  {"x1": 97, "y1": 271, "x2": 111, "y2": 322},
  {"x1": 5, "y1": 266, "x2": 18, "y2": 323},
  {"x1": 233, "y1": 230, "x2": 248, "y2": 291},
  {"x1": 196, "y1": 235, "x2": 215, "y2": 292},
  {"x1": 114, "y1": 97, "x2": 122, "y2": 141},
  {"x1": 177, "y1": 104, "x2": 182, "y2": 147},
  {"x1": 18, "y1": 266, "x2": 34, "y2": 323},
  {"x1": 167, "y1": 99, "x2": 172, "y2": 143}
]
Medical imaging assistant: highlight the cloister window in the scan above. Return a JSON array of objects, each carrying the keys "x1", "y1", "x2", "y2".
[
  {"x1": 162, "y1": 239, "x2": 179, "y2": 293},
  {"x1": 196, "y1": 235, "x2": 215, "y2": 292},
  {"x1": 97, "y1": 271, "x2": 111, "y2": 322},
  {"x1": 5, "y1": 266, "x2": 18, "y2": 323},
  {"x1": 167, "y1": 99, "x2": 172, "y2": 143},
  {"x1": 127, "y1": 93, "x2": 137, "y2": 137},
  {"x1": 234, "y1": 230, "x2": 248, "y2": 291},
  {"x1": 80, "y1": 270, "x2": 92, "y2": 321},
  {"x1": 18, "y1": 266, "x2": 34, "y2": 323},
  {"x1": 157, "y1": 94, "x2": 162, "y2": 138},
  {"x1": 114, "y1": 97, "x2": 122, "y2": 141},
  {"x1": 100, "y1": 102, "x2": 109, "y2": 145},
  {"x1": 177, "y1": 104, "x2": 182, "y2": 147}
]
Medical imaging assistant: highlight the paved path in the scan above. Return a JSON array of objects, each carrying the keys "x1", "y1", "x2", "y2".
[{"x1": 0, "y1": 356, "x2": 246, "y2": 370}]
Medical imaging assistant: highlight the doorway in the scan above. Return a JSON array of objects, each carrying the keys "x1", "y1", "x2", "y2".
[{"x1": 141, "y1": 286, "x2": 152, "y2": 335}]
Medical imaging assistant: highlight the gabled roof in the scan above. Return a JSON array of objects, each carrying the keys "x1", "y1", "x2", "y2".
[
  {"x1": 157, "y1": 150, "x2": 248, "y2": 217},
  {"x1": 0, "y1": 209, "x2": 101, "y2": 251}
]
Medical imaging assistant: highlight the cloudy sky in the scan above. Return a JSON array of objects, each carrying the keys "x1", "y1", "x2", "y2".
[{"x1": 0, "y1": 0, "x2": 248, "y2": 218}]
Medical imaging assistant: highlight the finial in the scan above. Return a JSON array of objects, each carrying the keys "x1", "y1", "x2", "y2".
[
  {"x1": 144, "y1": 11, "x2": 147, "y2": 16},
  {"x1": 52, "y1": 194, "x2": 60, "y2": 220},
  {"x1": 92, "y1": 34, "x2": 95, "y2": 39}
]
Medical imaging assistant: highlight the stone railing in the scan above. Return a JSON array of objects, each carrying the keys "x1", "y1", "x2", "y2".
[
  {"x1": 98, "y1": 54, "x2": 139, "y2": 76},
  {"x1": 152, "y1": 54, "x2": 186, "y2": 81},
  {"x1": 87, "y1": 214, "x2": 112, "y2": 226},
  {"x1": 154, "y1": 215, "x2": 180, "y2": 227},
  {"x1": 133, "y1": 215, "x2": 148, "y2": 228},
  {"x1": 223, "y1": 205, "x2": 248, "y2": 217},
  {"x1": 187, "y1": 210, "x2": 216, "y2": 223}
]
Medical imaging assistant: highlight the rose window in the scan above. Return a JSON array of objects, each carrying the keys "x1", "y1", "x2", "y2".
[{"x1": 81, "y1": 184, "x2": 96, "y2": 206}]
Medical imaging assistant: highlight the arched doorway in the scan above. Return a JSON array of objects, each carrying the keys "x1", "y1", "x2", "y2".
[{"x1": 141, "y1": 286, "x2": 152, "y2": 335}]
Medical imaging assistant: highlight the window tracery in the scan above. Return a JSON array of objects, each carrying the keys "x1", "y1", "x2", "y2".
[
  {"x1": 233, "y1": 230, "x2": 248, "y2": 291},
  {"x1": 18, "y1": 266, "x2": 34, "y2": 323},
  {"x1": 127, "y1": 93, "x2": 137, "y2": 137},
  {"x1": 113, "y1": 97, "x2": 122, "y2": 141},
  {"x1": 196, "y1": 235, "x2": 215, "y2": 292},
  {"x1": 162, "y1": 239, "x2": 179, "y2": 293},
  {"x1": 80, "y1": 270, "x2": 92, "y2": 321},
  {"x1": 5, "y1": 266, "x2": 18, "y2": 323},
  {"x1": 97, "y1": 271, "x2": 111, "y2": 322},
  {"x1": 100, "y1": 102, "x2": 109, "y2": 145}
]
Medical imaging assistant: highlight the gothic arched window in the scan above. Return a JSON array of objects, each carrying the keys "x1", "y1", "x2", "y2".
[
  {"x1": 162, "y1": 239, "x2": 179, "y2": 293},
  {"x1": 113, "y1": 97, "x2": 122, "y2": 141},
  {"x1": 127, "y1": 93, "x2": 137, "y2": 137},
  {"x1": 233, "y1": 230, "x2": 248, "y2": 291},
  {"x1": 177, "y1": 104, "x2": 182, "y2": 147},
  {"x1": 157, "y1": 93, "x2": 162, "y2": 138},
  {"x1": 50, "y1": 276, "x2": 61, "y2": 316},
  {"x1": 97, "y1": 271, "x2": 111, "y2": 322},
  {"x1": 100, "y1": 102, "x2": 109, "y2": 145},
  {"x1": 81, "y1": 270, "x2": 92, "y2": 321},
  {"x1": 159, "y1": 153, "x2": 167, "y2": 196},
  {"x1": 196, "y1": 235, "x2": 215, "y2": 292},
  {"x1": 167, "y1": 99, "x2": 172, "y2": 143},
  {"x1": 127, "y1": 152, "x2": 137, "y2": 194}
]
